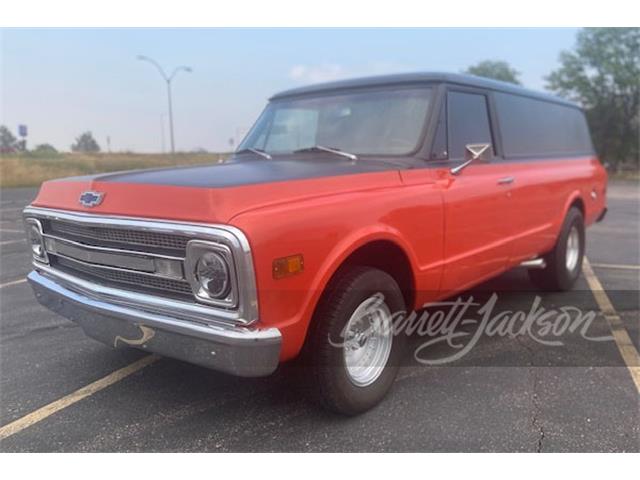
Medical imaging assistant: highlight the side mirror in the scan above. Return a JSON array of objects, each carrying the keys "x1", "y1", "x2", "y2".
[{"x1": 450, "y1": 143, "x2": 492, "y2": 175}]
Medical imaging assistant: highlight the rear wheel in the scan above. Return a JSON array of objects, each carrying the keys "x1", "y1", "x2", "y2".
[
  {"x1": 306, "y1": 267, "x2": 407, "y2": 415},
  {"x1": 528, "y1": 206, "x2": 585, "y2": 291}
]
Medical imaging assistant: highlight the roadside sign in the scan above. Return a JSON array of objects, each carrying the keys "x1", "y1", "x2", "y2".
[{"x1": 18, "y1": 125, "x2": 28, "y2": 137}]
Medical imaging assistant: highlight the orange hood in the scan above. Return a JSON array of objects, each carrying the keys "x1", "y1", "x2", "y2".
[{"x1": 31, "y1": 160, "x2": 403, "y2": 225}]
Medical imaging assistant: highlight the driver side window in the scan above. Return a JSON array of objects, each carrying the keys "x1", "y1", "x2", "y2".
[{"x1": 447, "y1": 91, "x2": 493, "y2": 160}]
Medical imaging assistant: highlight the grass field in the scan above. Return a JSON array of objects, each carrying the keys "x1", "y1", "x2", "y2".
[{"x1": 0, "y1": 152, "x2": 229, "y2": 188}]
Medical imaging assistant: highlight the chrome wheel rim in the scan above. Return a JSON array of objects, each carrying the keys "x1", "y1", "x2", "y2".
[
  {"x1": 343, "y1": 295, "x2": 393, "y2": 387},
  {"x1": 566, "y1": 226, "x2": 580, "y2": 272}
]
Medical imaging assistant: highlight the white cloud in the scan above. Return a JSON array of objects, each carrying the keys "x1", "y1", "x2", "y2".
[
  {"x1": 288, "y1": 61, "x2": 416, "y2": 85},
  {"x1": 288, "y1": 64, "x2": 349, "y2": 84}
]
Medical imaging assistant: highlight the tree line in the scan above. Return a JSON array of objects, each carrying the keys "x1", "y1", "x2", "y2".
[
  {"x1": 464, "y1": 28, "x2": 639, "y2": 171},
  {"x1": 0, "y1": 128, "x2": 100, "y2": 154}
]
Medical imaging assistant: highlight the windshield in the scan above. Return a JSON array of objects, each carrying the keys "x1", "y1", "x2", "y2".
[{"x1": 238, "y1": 87, "x2": 432, "y2": 156}]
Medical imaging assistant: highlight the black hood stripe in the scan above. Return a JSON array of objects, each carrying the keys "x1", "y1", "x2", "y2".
[{"x1": 90, "y1": 157, "x2": 405, "y2": 189}]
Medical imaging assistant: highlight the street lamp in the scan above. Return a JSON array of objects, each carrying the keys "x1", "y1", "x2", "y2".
[{"x1": 137, "y1": 55, "x2": 192, "y2": 154}]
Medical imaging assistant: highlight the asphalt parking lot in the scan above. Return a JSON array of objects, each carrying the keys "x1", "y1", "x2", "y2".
[{"x1": 0, "y1": 182, "x2": 638, "y2": 452}]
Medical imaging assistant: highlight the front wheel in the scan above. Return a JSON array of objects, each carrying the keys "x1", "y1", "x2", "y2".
[
  {"x1": 528, "y1": 206, "x2": 585, "y2": 291},
  {"x1": 306, "y1": 267, "x2": 407, "y2": 415}
]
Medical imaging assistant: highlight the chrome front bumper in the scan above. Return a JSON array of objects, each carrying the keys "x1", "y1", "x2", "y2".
[{"x1": 28, "y1": 270, "x2": 282, "y2": 377}]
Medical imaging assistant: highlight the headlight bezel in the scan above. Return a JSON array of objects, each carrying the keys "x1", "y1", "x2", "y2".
[
  {"x1": 184, "y1": 239, "x2": 238, "y2": 308},
  {"x1": 24, "y1": 218, "x2": 49, "y2": 264}
]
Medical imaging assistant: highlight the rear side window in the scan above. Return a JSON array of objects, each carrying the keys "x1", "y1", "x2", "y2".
[
  {"x1": 495, "y1": 92, "x2": 594, "y2": 158},
  {"x1": 447, "y1": 91, "x2": 493, "y2": 160}
]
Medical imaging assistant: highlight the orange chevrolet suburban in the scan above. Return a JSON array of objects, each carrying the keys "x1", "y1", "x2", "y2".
[{"x1": 24, "y1": 73, "x2": 608, "y2": 414}]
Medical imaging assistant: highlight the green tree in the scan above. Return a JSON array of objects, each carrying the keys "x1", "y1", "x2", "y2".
[
  {"x1": 546, "y1": 28, "x2": 640, "y2": 170},
  {"x1": 0, "y1": 125, "x2": 18, "y2": 153},
  {"x1": 465, "y1": 60, "x2": 521, "y2": 85},
  {"x1": 33, "y1": 143, "x2": 58, "y2": 154},
  {"x1": 71, "y1": 131, "x2": 101, "y2": 153}
]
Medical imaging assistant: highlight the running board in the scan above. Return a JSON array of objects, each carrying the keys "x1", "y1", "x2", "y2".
[{"x1": 519, "y1": 258, "x2": 546, "y2": 269}]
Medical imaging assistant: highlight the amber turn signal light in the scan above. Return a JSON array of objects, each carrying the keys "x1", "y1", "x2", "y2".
[{"x1": 273, "y1": 254, "x2": 304, "y2": 279}]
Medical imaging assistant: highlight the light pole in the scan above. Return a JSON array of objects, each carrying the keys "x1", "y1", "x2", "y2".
[
  {"x1": 160, "y1": 113, "x2": 166, "y2": 154},
  {"x1": 137, "y1": 55, "x2": 192, "y2": 154}
]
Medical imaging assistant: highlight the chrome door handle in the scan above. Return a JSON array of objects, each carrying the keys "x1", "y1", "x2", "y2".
[{"x1": 497, "y1": 176, "x2": 515, "y2": 185}]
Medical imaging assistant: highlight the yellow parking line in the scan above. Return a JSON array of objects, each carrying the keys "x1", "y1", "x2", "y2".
[
  {"x1": 0, "y1": 278, "x2": 27, "y2": 289},
  {"x1": 590, "y1": 263, "x2": 640, "y2": 271},
  {"x1": 0, "y1": 354, "x2": 160, "y2": 441},
  {"x1": 583, "y1": 257, "x2": 640, "y2": 393}
]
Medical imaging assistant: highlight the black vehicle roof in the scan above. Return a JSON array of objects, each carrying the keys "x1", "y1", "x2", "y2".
[{"x1": 270, "y1": 72, "x2": 578, "y2": 108}]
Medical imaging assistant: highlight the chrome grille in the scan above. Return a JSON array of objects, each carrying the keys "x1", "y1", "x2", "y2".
[
  {"x1": 24, "y1": 206, "x2": 259, "y2": 326},
  {"x1": 55, "y1": 256, "x2": 193, "y2": 297},
  {"x1": 48, "y1": 220, "x2": 190, "y2": 252},
  {"x1": 41, "y1": 220, "x2": 194, "y2": 300}
]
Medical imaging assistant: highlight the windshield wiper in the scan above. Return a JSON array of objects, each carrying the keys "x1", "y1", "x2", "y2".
[
  {"x1": 235, "y1": 148, "x2": 272, "y2": 160},
  {"x1": 293, "y1": 145, "x2": 358, "y2": 162}
]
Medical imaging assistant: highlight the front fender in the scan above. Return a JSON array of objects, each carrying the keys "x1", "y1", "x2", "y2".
[
  {"x1": 286, "y1": 226, "x2": 420, "y2": 354},
  {"x1": 231, "y1": 185, "x2": 443, "y2": 361}
]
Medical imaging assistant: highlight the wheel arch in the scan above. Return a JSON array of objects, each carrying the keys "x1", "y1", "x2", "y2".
[
  {"x1": 560, "y1": 191, "x2": 585, "y2": 227},
  {"x1": 296, "y1": 230, "x2": 419, "y2": 355},
  {"x1": 569, "y1": 196, "x2": 585, "y2": 217},
  {"x1": 334, "y1": 239, "x2": 416, "y2": 309}
]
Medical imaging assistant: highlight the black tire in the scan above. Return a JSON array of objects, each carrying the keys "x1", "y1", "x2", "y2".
[
  {"x1": 528, "y1": 207, "x2": 585, "y2": 291},
  {"x1": 305, "y1": 266, "x2": 407, "y2": 415}
]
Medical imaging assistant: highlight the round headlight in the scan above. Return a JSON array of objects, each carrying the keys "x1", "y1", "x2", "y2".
[
  {"x1": 27, "y1": 222, "x2": 47, "y2": 261},
  {"x1": 195, "y1": 251, "x2": 230, "y2": 299}
]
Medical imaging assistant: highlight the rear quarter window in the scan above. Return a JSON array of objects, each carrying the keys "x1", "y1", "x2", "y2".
[{"x1": 495, "y1": 92, "x2": 594, "y2": 158}]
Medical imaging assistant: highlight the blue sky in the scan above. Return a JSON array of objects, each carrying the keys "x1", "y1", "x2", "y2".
[{"x1": 1, "y1": 28, "x2": 579, "y2": 152}]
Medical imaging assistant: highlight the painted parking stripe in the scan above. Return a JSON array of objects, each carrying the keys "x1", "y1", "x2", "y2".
[
  {"x1": 0, "y1": 278, "x2": 27, "y2": 289},
  {"x1": 0, "y1": 354, "x2": 160, "y2": 441},
  {"x1": 590, "y1": 263, "x2": 640, "y2": 271},
  {"x1": 583, "y1": 257, "x2": 640, "y2": 393},
  {"x1": 0, "y1": 229, "x2": 25, "y2": 234}
]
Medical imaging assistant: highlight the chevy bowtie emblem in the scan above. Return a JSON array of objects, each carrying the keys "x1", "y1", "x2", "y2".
[{"x1": 79, "y1": 191, "x2": 104, "y2": 208}]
